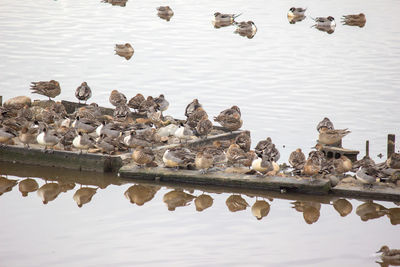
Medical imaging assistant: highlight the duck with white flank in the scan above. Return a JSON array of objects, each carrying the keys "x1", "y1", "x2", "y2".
[
  {"x1": 36, "y1": 127, "x2": 60, "y2": 151},
  {"x1": 195, "y1": 150, "x2": 214, "y2": 174},
  {"x1": 75, "y1": 82, "x2": 92, "y2": 104},
  {"x1": 73, "y1": 131, "x2": 95, "y2": 154},
  {"x1": 72, "y1": 116, "x2": 97, "y2": 134},
  {"x1": 163, "y1": 147, "x2": 195, "y2": 169}
]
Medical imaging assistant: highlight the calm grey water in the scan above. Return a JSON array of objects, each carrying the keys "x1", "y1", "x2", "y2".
[{"x1": 0, "y1": 0, "x2": 399, "y2": 265}]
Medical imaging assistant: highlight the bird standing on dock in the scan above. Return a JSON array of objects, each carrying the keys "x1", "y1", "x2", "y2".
[
  {"x1": 30, "y1": 80, "x2": 61, "y2": 101},
  {"x1": 72, "y1": 116, "x2": 97, "y2": 134},
  {"x1": 109, "y1": 90, "x2": 127, "y2": 107},
  {"x1": 73, "y1": 131, "x2": 94, "y2": 153},
  {"x1": 195, "y1": 118, "x2": 213, "y2": 139},
  {"x1": 75, "y1": 82, "x2": 92, "y2": 104},
  {"x1": 36, "y1": 127, "x2": 60, "y2": 151},
  {"x1": 289, "y1": 148, "x2": 306, "y2": 171},
  {"x1": 162, "y1": 147, "x2": 195, "y2": 169},
  {"x1": 318, "y1": 128, "x2": 350, "y2": 146},
  {"x1": 132, "y1": 146, "x2": 155, "y2": 167},
  {"x1": 195, "y1": 150, "x2": 214, "y2": 174},
  {"x1": 154, "y1": 94, "x2": 169, "y2": 113},
  {"x1": 355, "y1": 167, "x2": 379, "y2": 188},
  {"x1": 214, "y1": 106, "x2": 242, "y2": 132},
  {"x1": 186, "y1": 107, "x2": 208, "y2": 129},
  {"x1": 0, "y1": 127, "x2": 17, "y2": 145},
  {"x1": 18, "y1": 125, "x2": 38, "y2": 148},
  {"x1": 128, "y1": 93, "x2": 145, "y2": 113},
  {"x1": 185, "y1": 99, "x2": 202, "y2": 118},
  {"x1": 376, "y1": 245, "x2": 400, "y2": 262},
  {"x1": 235, "y1": 131, "x2": 251, "y2": 152}
]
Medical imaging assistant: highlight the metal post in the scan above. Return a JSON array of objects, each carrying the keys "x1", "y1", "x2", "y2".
[{"x1": 388, "y1": 134, "x2": 395, "y2": 159}]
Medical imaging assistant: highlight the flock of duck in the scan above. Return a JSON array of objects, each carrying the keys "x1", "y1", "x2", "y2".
[{"x1": 0, "y1": 80, "x2": 399, "y2": 189}]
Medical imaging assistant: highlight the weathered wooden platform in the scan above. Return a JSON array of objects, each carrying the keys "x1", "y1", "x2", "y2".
[
  {"x1": 119, "y1": 165, "x2": 332, "y2": 195},
  {"x1": 332, "y1": 183, "x2": 400, "y2": 202},
  {"x1": 0, "y1": 145, "x2": 124, "y2": 172}
]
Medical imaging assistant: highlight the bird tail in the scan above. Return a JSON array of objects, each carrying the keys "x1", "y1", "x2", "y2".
[{"x1": 233, "y1": 13, "x2": 242, "y2": 19}]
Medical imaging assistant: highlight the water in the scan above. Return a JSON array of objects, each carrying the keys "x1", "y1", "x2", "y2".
[{"x1": 0, "y1": 0, "x2": 400, "y2": 265}]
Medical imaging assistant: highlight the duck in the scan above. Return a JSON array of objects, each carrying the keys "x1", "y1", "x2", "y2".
[
  {"x1": 18, "y1": 178, "x2": 39, "y2": 197},
  {"x1": 102, "y1": 0, "x2": 128, "y2": 7},
  {"x1": 194, "y1": 194, "x2": 214, "y2": 212},
  {"x1": 235, "y1": 131, "x2": 251, "y2": 152},
  {"x1": 174, "y1": 123, "x2": 195, "y2": 143},
  {"x1": 195, "y1": 150, "x2": 214, "y2": 174},
  {"x1": 316, "y1": 117, "x2": 334, "y2": 132},
  {"x1": 73, "y1": 187, "x2": 97, "y2": 208},
  {"x1": 128, "y1": 93, "x2": 145, "y2": 113},
  {"x1": 303, "y1": 151, "x2": 324, "y2": 176},
  {"x1": 226, "y1": 195, "x2": 249, "y2": 212},
  {"x1": 114, "y1": 43, "x2": 134, "y2": 54},
  {"x1": 195, "y1": 118, "x2": 213, "y2": 139},
  {"x1": 287, "y1": 15, "x2": 306, "y2": 24},
  {"x1": 17, "y1": 105, "x2": 33, "y2": 121},
  {"x1": 376, "y1": 246, "x2": 400, "y2": 262},
  {"x1": 312, "y1": 16, "x2": 336, "y2": 27},
  {"x1": 96, "y1": 121, "x2": 121, "y2": 138},
  {"x1": 157, "y1": 6, "x2": 174, "y2": 16},
  {"x1": 36, "y1": 127, "x2": 60, "y2": 150},
  {"x1": 262, "y1": 143, "x2": 280, "y2": 162},
  {"x1": 162, "y1": 147, "x2": 195, "y2": 168},
  {"x1": 287, "y1": 7, "x2": 307, "y2": 18},
  {"x1": 251, "y1": 156, "x2": 280, "y2": 175},
  {"x1": 234, "y1": 21, "x2": 257, "y2": 34},
  {"x1": 37, "y1": 183, "x2": 61, "y2": 204},
  {"x1": 95, "y1": 134, "x2": 117, "y2": 154},
  {"x1": 72, "y1": 131, "x2": 95, "y2": 153},
  {"x1": 387, "y1": 153, "x2": 400, "y2": 169},
  {"x1": 113, "y1": 103, "x2": 131, "y2": 119},
  {"x1": 124, "y1": 131, "x2": 152, "y2": 149},
  {"x1": 318, "y1": 128, "x2": 350, "y2": 146},
  {"x1": 158, "y1": 12, "x2": 174, "y2": 21},
  {"x1": 0, "y1": 127, "x2": 17, "y2": 145},
  {"x1": 154, "y1": 94, "x2": 169, "y2": 112},
  {"x1": 251, "y1": 200, "x2": 270, "y2": 220},
  {"x1": 75, "y1": 82, "x2": 92, "y2": 104},
  {"x1": 124, "y1": 184, "x2": 159, "y2": 206},
  {"x1": 342, "y1": 13, "x2": 366, "y2": 27},
  {"x1": 132, "y1": 146, "x2": 155, "y2": 167},
  {"x1": 254, "y1": 137, "x2": 272, "y2": 157},
  {"x1": 186, "y1": 107, "x2": 208, "y2": 129},
  {"x1": 30, "y1": 80, "x2": 61, "y2": 101},
  {"x1": 202, "y1": 144, "x2": 227, "y2": 165},
  {"x1": 214, "y1": 105, "x2": 242, "y2": 132},
  {"x1": 72, "y1": 116, "x2": 97, "y2": 133},
  {"x1": 185, "y1": 99, "x2": 202, "y2": 118},
  {"x1": 138, "y1": 96, "x2": 158, "y2": 113},
  {"x1": 289, "y1": 148, "x2": 306, "y2": 171},
  {"x1": 332, "y1": 155, "x2": 353, "y2": 174},
  {"x1": 226, "y1": 143, "x2": 246, "y2": 166},
  {"x1": 0, "y1": 176, "x2": 18, "y2": 195},
  {"x1": 18, "y1": 125, "x2": 38, "y2": 148},
  {"x1": 356, "y1": 167, "x2": 379, "y2": 187},
  {"x1": 109, "y1": 89, "x2": 127, "y2": 107},
  {"x1": 214, "y1": 12, "x2": 242, "y2": 23}
]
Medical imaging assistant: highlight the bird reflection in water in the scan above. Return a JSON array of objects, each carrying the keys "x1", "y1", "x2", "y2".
[
  {"x1": 287, "y1": 15, "x2": 306, "y2": 24},
  {"x1": 73, "y1": 187, "x2": 97, "y2": 208},
  {"x1": 356, "y1": 201, "x2": 387, "y2": 222},
  {"x1": 59, "y1": 182, "x2": 76, "y2": 193},
  {"x1": 194, "y1": 194, "x2": 213, "y2": 212},
  {"x1": 37, "y1": 182, "x2": 61, "y2": 204},
  {"x1": 18, "y1": 178, "x2": 39, "y2": 197},
  {"x1": 157, "y1": 6, "x2": 174, "y2": 22},
  {"x1": 332, "y1": 199, "x2": 353, "y2": 217},
  {"x1": 251, "y1": 199, "x2": 270, "y2": 220},
  {"x1": 101, "y1": 0, "x2": 128, "y2": 7},
  {"x1": 163, "y1": 190, "x2": 195, "y2": 211},
  {"x1": 226, "y1": 195, "x2": 249, "y2": 212},
  {"x1": 158, "y1": 13, "x2": 174, "y2": 22},
  {"x1": 292, "y1": 201, "x2": 321, "y2": 224},
  {"x1": 124, "y1": 184, "x2": 160, "y2": 206},
  {"x1": 313, "y1": 25, "x2": 335, "y2": 34},
  {"x1": 115, "y1": 43, "x2": 134, "y2": 60},
  {"x1": 234, "y1": 21, "x2": 257, "y2": 39},
  {"x1": 385, "y1": 208, "x2": 400, "y2": 225},
  {"x1": 341, "y1": 13, "x2": 366, "y2": 28},
  {"x1": 212, "y1": 20, "x2": 234, "y2": 29},
  {"x1": 0, "y1": 176, "x2": 18, "y2": 196}
]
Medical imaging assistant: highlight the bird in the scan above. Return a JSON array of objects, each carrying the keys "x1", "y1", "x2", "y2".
[
  {"x1": 114, "y1": 43, "x2": 134, "y2": 54},
  {"x1": 213, "y1": 12, "x2": 242, "y2": 23},
  {"x1": 332, "y1": 199, "x2": 353, "y2": 217},
  {"x1": 174, "y1": 123, "x2": 194, "y2": 143},
  {"x1": 195, "y1": 150, "x2": 214, "y2": 174},
  {"x1": 36, "y1": 127, "x2": 60, "y2": 150},
  {"x1": 186, "y1": 107, "x2": 208, "y2": 129},
  {"x1": 124, "y1": 130, "x2": 152, "y2": 149},
  {"x1": 73, "y1": 187, "x2": 97, "y2": 208},
  {"x1": 342, "y1": 13, "x2": 366, "y2": 27},
  {"x1": 95, "y1": 134, "x2": 117, "y2": 154},
  {"x1": 235, "y1": 21, "x2": 257, "y2": 32},
  {"x1": 262, "y1": 143, "x2": 280, "y2": 162},
  {"x1": 287, "y1": 7, "x2": 307, "y2": 18},
  {"x1": 387, "y1": 153, "x2": 400, "y2": 169},
  {"x1": 194, "y1": 194, "x2": 213, "y2": 212},
  {"x1": 30, "y1": 80, "x2": 61, "y2": 101},
  {"x1": 154, "y1": 94, "x2": 169, "y2": 113},
  {"x1": 113, "y1": 103, "x2": 131, "y2": 119},
  {"x1": 185, "y1": 99, "x2": 202, "y2": 118},
  {"x1": 303, "y1": 151, "x2": 325, "y2": 176},
  {"x1": 72, "y1": 116, "x2": 97, "y2": 133},
  {"x1": 251, "y1": 200, "x2": 270, "y2": 220},
  {"x1": 124, "y1": 184, "x2": 159, "y2": 206},
  {"x1": 226, "y1": 195, "x2": 249, "y2": 212},
  {"x1": 132, "y1": 146, "x2": 155, "y2": 167},
  {"x1": 138, "y1": 96, "x2": 158, "y2": 114},
  {"x1": 18, "y1": 125, "x2": 38, "y2": 148},
  {"x1": 289, "y1": 148, "x2": 306, "y2": 171},
  {"x1": 226, "y1": 143, "x2": 246, "y2": 166},
  {"x1": 75, "y1": 82, "x2": 92, "y2": 104},
  {"x1": 163, "y1": 190, "x2": 195, "y2": 211},
  {"x1": 255, "y1": 137, "x2": 272, "y2": 157},
  {"x1": 312, "y1": 16, "x2": 336, "y2": 27},
  {"x1": 316, "y1": 117, "x2": 334, "y2": 132},
  {"x1": 72, "y1": 131, "x2": 95, "y2": 153},
  {"x1": 214, "y1": 106, "x2": 242, "y2": 132},
  {"x1": 318, "y1": 128, "x2": 350, "y2": 146},
  {"x1": 0, "y1": 127, "x2": 17, "y2": 145},
  {"x1": 157, "y1": 6, "x2": 174, "y2": 16},
  {"x1": 235, "y1": 131, "x2": 251, "y2": 152},
  {"x1": 96, "y1": 121, "x2": 121, "y2": 138},
  {"x1": 162, "y1": 147, "x2": 195, "y2": 169},
  {"x1": 0, "y1": 176, "x2": 18, "y2": 196},
  {"x1": 251, "y1": 155, "x2": 280, "y2": 175},
  {"x1": 332, "y1": 155, "x2": 353, "y2": 174},
  {"x1": 356, "y1": 167, "x2": 379, "y2": 188},
  {"x1": 195, "y1": 118, "x2": 213, "y2": 139},
  {"x1": 109, "y1": 90, "x2": 127, "y2": 107},
  {"x1": 128, "y1": 93, "x2": 145, "y2": 113},
  {"x1": 376, "y1": 246, "x2": 400, "y2": 262}
]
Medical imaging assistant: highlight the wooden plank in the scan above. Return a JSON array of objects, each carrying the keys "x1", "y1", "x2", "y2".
[{"x1": 332, "y1": 183, "x2": 400, "y2": 202}]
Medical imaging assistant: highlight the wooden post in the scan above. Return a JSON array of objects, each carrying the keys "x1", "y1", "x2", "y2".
[
  {"x1": 388, "y1": 134, "x2": 395, "y2": 159},
  {"x1": 365, "y1": 140, "x2": 369, "y2": 157},
  {"x1": 0, "y1": 95, "x2": 2, "y2": 106}
]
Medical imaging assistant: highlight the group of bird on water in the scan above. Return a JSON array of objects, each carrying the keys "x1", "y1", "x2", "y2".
[{"x1": 0, "y1": 80, "x2": 399, "y2": 188}]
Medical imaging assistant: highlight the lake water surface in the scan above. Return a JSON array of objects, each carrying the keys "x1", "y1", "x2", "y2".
[{"x1": 0, "y1": 0, "x2": 399, "y2": 265}]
